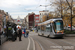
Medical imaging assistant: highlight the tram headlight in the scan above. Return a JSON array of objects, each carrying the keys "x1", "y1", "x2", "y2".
[{"x1": 56, "y1": 30, "x2": 64, "y2": 32}]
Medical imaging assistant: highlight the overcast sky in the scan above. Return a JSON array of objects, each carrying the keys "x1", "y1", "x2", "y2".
[{"x1": 0, "y1": 0, "x2": 54, "y2": 19}]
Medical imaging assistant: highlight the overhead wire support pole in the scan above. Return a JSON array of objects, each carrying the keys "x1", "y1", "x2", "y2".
[
  {"x1": 71, "y1": 0, "x2": 73, "y2": 32},
  {"x1": 66, "y1": 0, "x2": 73, "y2": 31}
]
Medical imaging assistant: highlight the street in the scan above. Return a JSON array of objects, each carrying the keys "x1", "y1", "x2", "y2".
[
  {"x1": 0, "y1": 31, "x2": 75, "y2": 50},
  {"x1": 0, "y1": 0, "x2": 75, "y2": 50}
]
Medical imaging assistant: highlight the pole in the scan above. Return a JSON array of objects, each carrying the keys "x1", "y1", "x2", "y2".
[
  {"x1": 66, "y1": 0, "x2": 73, "y2": 31},
  {"x1": 71, "y1": 0, "x2": 73, "y2": 31},
  {"x1": 3, "y1": 15, "x2": 6, "y2": 29}
]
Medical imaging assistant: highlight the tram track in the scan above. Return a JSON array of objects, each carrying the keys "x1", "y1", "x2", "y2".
[
  {"x1": 39, "y1": 35, "x2": 75, "y2": 46},
  {"x1": 44, "y1": 37, "x2": 75, "y2": 50},
  {"x1": 63, "y1": 38, "x2": 75, "y2": 42},
  {"x1": 49, "y1": 39, "x2": 73, "y2": 46},
  {"x1": 31, "y1": 35, "x2": 75, "y2": 50},
  {"x1": 31, "y1": 35, "x2": 64, "y2": 50},
  {"x1": 47, "y1": 37, "x2": 75, "y2": 46},
  {"x1": 31, "y1": 36, "x2": 59, "y2": 50},
  {"x1": 60, "y1": 40, "x2": 75, "y2": 46}
]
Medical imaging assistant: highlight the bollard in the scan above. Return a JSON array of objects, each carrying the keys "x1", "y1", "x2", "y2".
[{"x1": 33, "y1": 30, "x2": 34, "y2": 32}]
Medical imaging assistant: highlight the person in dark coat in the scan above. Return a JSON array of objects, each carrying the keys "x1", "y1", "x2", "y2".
[
  {"x1": 18, "y1": 27, "x2": 22, "y2": 41},
  {"x1": 0, "y1": 27, "x2": 3, "y2": 35}
]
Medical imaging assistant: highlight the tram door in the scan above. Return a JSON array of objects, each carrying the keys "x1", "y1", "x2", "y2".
[
  {"x1": 45, "y1": 24, "x2": 50, "y2": 36},
  {"x1": 41, "y1": 25, "x2": 45, "y2": 35},
  {"x1": 38, "y1": 26, "x2": 42, "y2": 35},
  {"x1": 50, "y1": 23, "x2": 54, "y2": 37}
]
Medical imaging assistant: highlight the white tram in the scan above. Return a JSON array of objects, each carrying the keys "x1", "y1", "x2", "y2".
[{"x1": 37, "y1": 18, "x2": 64, "y2": 38}]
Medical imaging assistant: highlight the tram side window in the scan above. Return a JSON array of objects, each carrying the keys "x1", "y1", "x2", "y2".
[
  {"x1": 46, "y1": 27, "x2": 50, "y2": 32},
  {"x1": 41, "y1": 25, "x2": 45, "y2": 31},
  {"x1": 46, "y1": 24, "x2": 50, "y2": 32},
  {"x1": 50, "y1": 25, "x2": 52, "y2": 32}
]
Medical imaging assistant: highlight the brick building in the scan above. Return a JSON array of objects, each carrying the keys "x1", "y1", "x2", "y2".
[
  {"x1": 29, "y1": 13, "x2": 35, "y2": 28},
  {"x1": 25, "y1": 12, "x2": 35, "y2": 29},
  {"x1": 0, "y1": 14, "x2": 3, "y2": 32},
  {"x1": 34, "y1": 15, "x2": 39, "y2": 27}
]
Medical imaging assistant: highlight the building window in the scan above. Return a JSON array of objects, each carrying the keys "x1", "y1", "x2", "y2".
[
  {"x1": 36, "y1": 20, "x2": 39, "y2": 22},
  {"x1": 40, "y1": 13, "x2": 41, "y2": 15},
  {"x1": 36, "y1": 17, "x2": 39, "y2": 19}
]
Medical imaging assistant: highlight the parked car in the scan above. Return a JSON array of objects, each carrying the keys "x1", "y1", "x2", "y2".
[{"x1": 64, "y1": 26, "x2": 75, "y2": 31}]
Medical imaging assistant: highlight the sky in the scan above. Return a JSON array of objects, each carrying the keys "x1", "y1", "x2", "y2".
[{"x1": 0, "y1": 0, "x2": 54, "y2": 19}]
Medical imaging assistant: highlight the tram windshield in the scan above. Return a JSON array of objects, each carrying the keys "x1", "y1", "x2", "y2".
[{"x1": 54, "y1": 20, "x2": 63, "y2": 32}]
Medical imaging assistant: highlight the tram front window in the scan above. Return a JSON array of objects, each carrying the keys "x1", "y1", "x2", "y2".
[{"x1": 54, "y1": 20, "x2": 63, "y2": 32}]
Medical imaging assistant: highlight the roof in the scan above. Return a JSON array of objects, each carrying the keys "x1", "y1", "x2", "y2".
[{"x1": 38, "y1": 18, "x2": 62, "y2": 26}]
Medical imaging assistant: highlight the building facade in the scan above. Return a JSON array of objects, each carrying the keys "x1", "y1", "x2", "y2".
[
  {"x1": 14, "y1": 16, "x2": 23, "y2": 26},
  {"x1": 25, "y1": 15, "x2": 29, "y2": 29},
  {"x1": 29, "y1": 13, "x2": 35, "y2": 28},
  {"x1": 0, "y1": 14, "x2": 3, "y2": 32},
  {"x1": 34, "y1": 15, "x2": 39, "y2": 27},
  {"x1": 0, "y1": 10, "x2": 7, "y2": 32},
  {"x1": 39, "y1": 10, "x2": 49, "y2": 22},
  {"x1": 25, "y1": 12, "x2": 35, "y2": 29}
]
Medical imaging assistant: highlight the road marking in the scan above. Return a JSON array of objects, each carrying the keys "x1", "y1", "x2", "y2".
[
  {"x1": 37, "y1": 41, "x2": 44, "y2": 50},
  {"x1": 30, "y1": 37, "x2": 35, "y2": 50},
  {"x1": 27, "y1": 37, "x2": 30, "y2": 50}
]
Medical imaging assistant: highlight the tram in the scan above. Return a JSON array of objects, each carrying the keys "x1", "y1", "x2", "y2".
[{"x1": 37, "y1": 18, "x2": 64, "y2": 38}]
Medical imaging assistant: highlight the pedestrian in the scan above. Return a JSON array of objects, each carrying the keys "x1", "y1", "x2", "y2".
[
  {"x1": 0, "y1": 25, "x2": 3, "y2": 35},
  {"x1": 18, "y1": 27, "x2": 22, "y2": 41},
  {"x1": 26, "y1": 29, "x2": 29, "y2": 37},
  {"x1": 24, "y1": 28, "x2": 26, "y2": 37}
]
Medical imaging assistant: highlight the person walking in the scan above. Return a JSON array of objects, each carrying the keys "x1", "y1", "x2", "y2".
[
  {"x1": 18, "y1": 27, "x2": 22, "y2": 41},
  {"x1": 26, "y1": 29, "x2": 29, "y2": 37},
  {"x1": 24, "y1": 28, "x2": 26, "y2": 37},
  {"x1": 0, "y1": 25, "x2": 3, "y2": 35}
]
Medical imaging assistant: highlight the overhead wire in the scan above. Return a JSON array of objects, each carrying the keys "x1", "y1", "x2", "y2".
[
  {"x1": 25, "y1": 0, "x2": 50, "y2": 11},
  {"x1": 25, "y1": 0, "x2": 42, "y2": 11}
]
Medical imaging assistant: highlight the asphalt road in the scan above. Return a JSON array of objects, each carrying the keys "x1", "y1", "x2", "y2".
[
  {"x1": 0, "y1": 31, "x2": 75, "y2": 50},
  {"x1": 30, "y1": 32, "x2": 75, "y2": 50}
]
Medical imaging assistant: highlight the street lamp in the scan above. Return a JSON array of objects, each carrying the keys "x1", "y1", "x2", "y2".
[
  {"x1": 40, "y1": 5, "x2": 49, "y2": 10},
  {"x1": 3, "y1": 14, "x2": 6, "y2": 29},
  {"x1": 39, "y1": 4, "x2": 51, "y2": 10}
]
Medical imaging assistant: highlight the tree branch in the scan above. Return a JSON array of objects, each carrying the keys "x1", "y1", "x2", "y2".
[{"x1": 66, "y1": 0, "x2": 71, "y2": 9}]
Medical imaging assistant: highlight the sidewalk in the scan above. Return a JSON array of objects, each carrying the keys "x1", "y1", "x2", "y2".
[{"x1": 0, "y1": 36, "x2": 28, "y2": 50}]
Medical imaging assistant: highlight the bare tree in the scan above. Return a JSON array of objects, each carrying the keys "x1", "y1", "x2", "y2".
[
  {"x1": 66, "y1": 0, "x2": 73, "y2": 31},
  {"x1": 52, "y1": 0, "x2": 68, "y2": 18}
]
